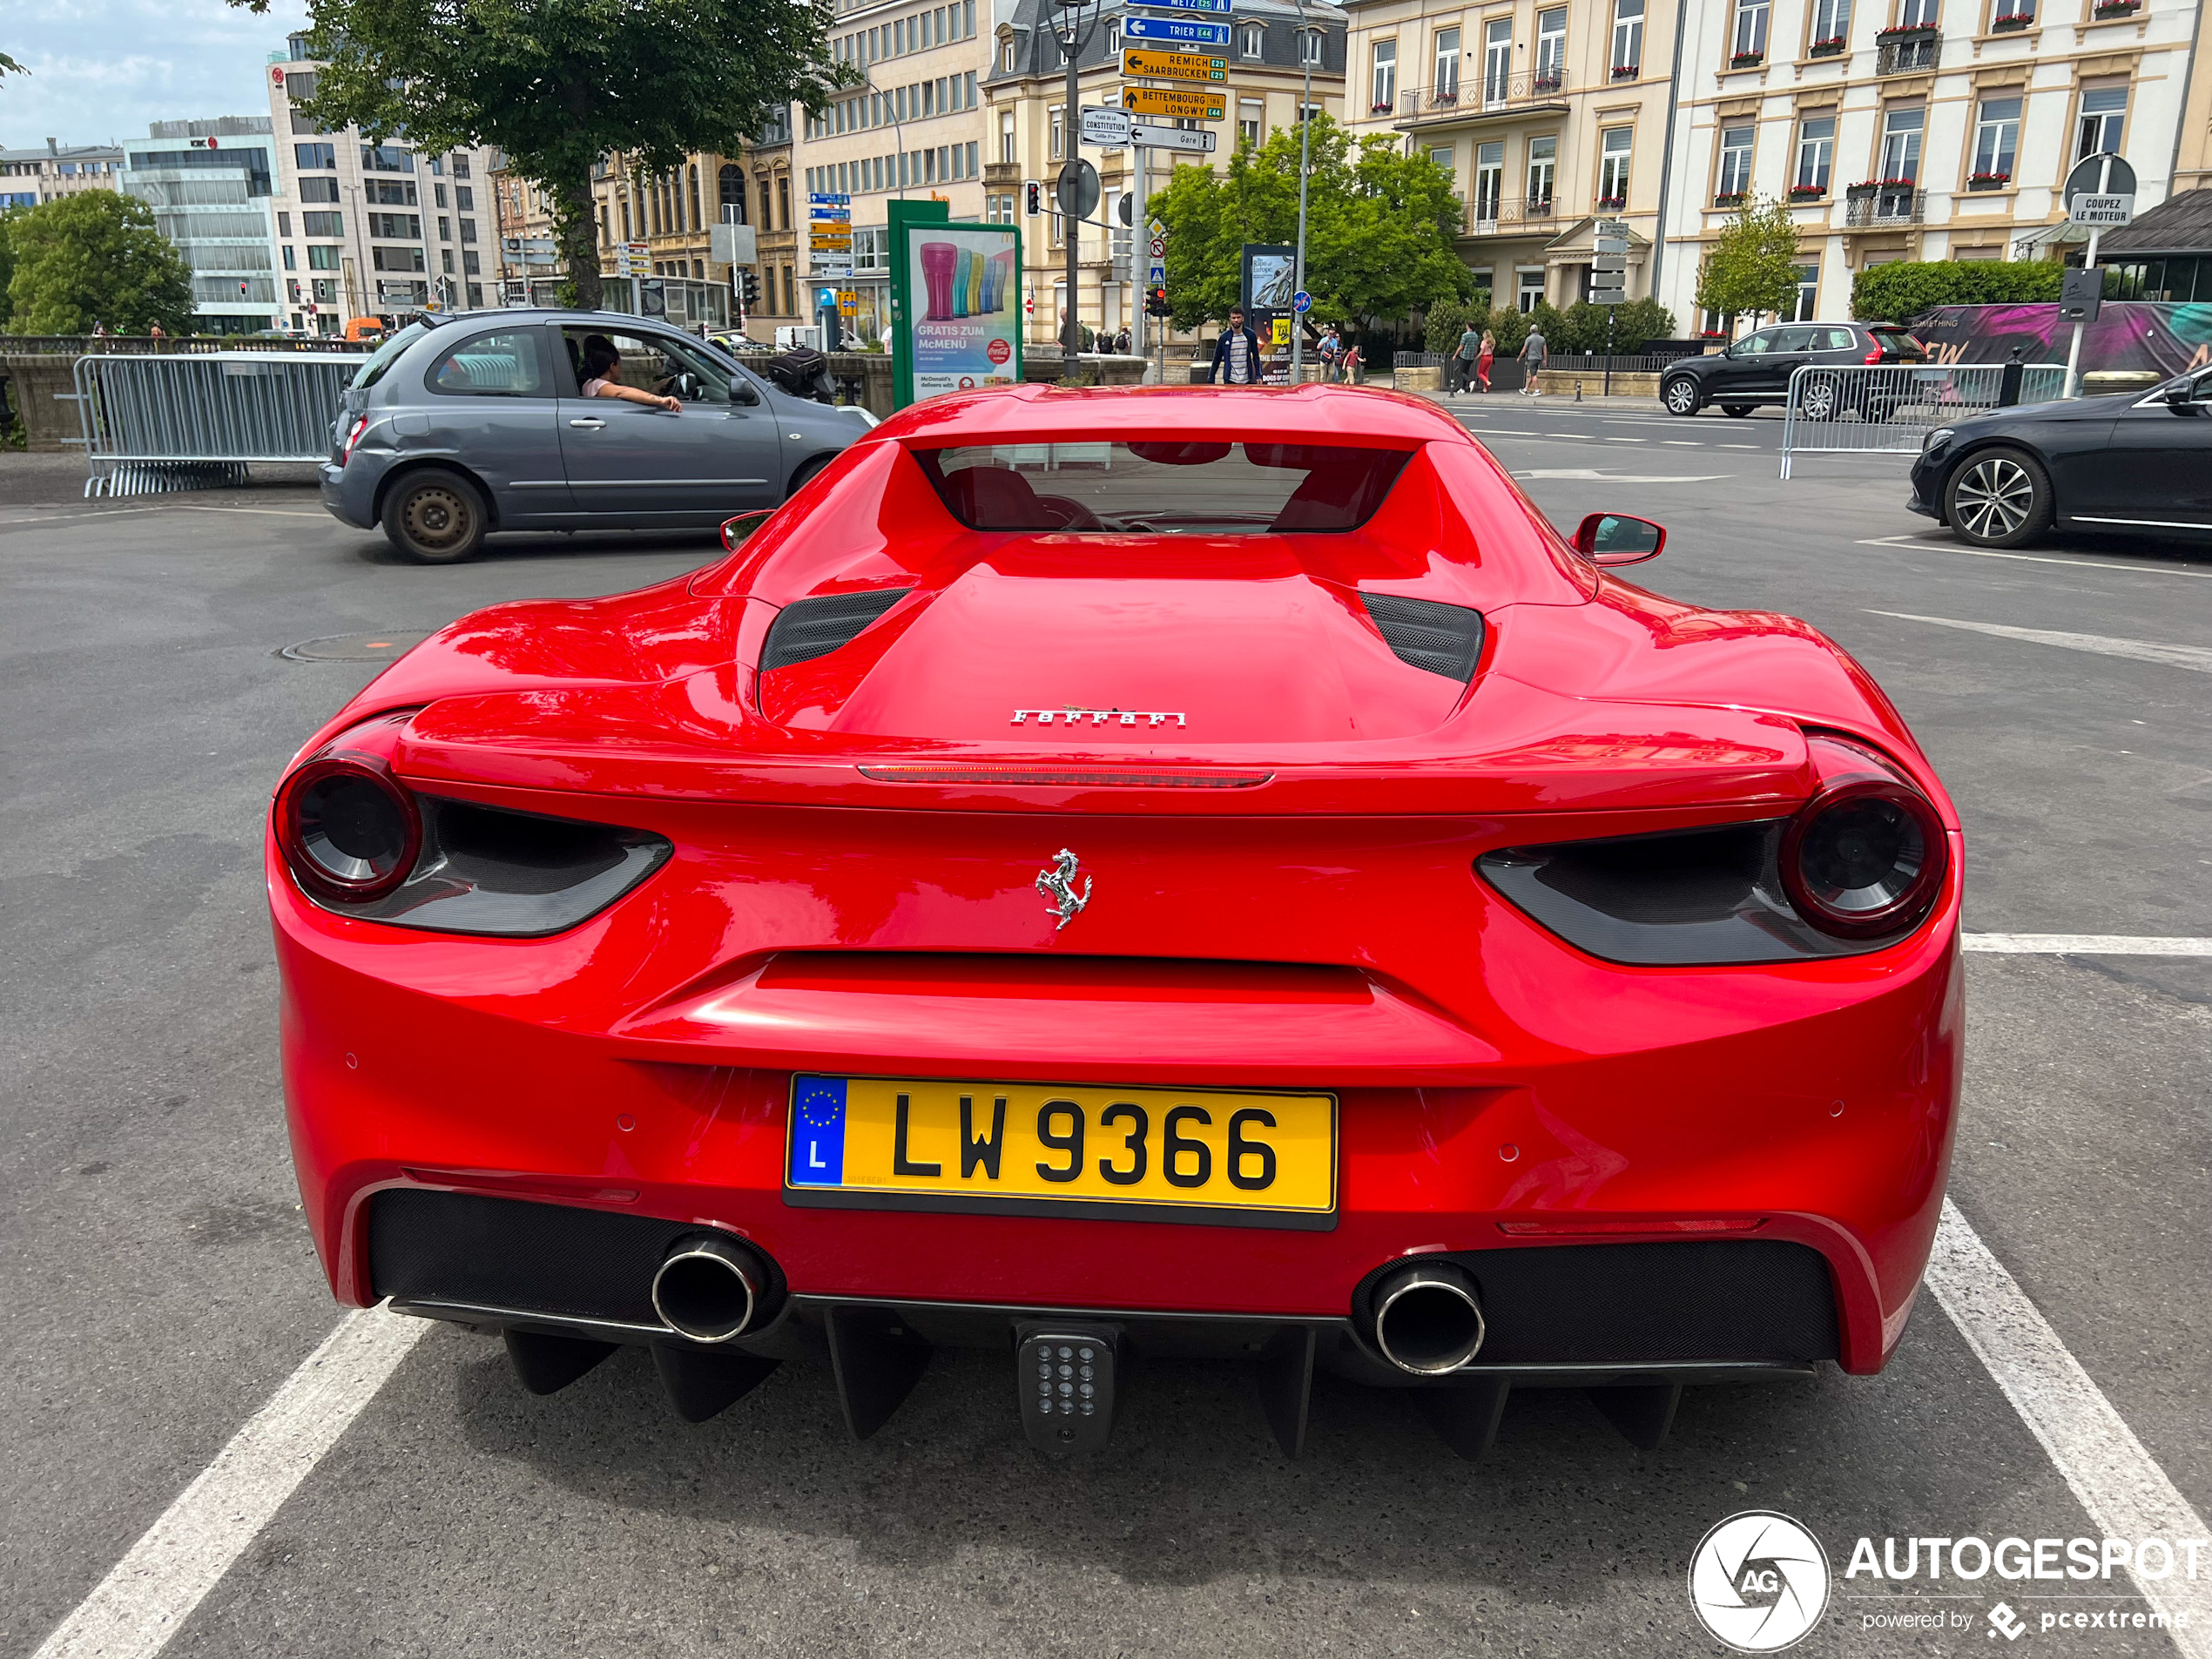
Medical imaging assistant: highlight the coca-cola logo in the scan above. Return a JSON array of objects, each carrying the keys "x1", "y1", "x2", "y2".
[{"x1": 987, "y1": 337, "x2": 1011, "y2": 365}]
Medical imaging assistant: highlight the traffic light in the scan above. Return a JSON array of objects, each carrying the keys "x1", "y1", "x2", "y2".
[
  {"x1": 737, "y1": 269, "x2": 760, "y2": 311},
  {"x1": 1024, "y1": 180, "x2": 1041, "y2": 215},
  {"x1": 1145, "y1": 287, "x2": 1170, "y2": 318}
]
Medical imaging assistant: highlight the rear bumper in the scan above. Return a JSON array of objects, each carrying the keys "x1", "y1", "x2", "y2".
[{"x1": 319, "y1": 461, "x2": 375, "y2": 529}]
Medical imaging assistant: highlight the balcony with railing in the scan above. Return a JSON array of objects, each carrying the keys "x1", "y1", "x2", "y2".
[
  {"x1": 1464, "y1": 194, "x2": 1561, "y2": 236},
  {"x1": 1874, "y1": 26, "x2": 1940, "y2": 72},
  {"x1": 1396, "y1": 74, "x2": 1572, "y2": 130},
  {"x1": 1844, "y1": 182, "x2": 1925, "y2": 226}
]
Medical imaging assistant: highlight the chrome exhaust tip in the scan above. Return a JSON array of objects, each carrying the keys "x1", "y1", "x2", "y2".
[
  {"x1": 1372, "y1": 1260, "x2": 1487, "y2": 1375},
  {"x1": 651, "y1": 1233, "x2": 764, "y2": 1344}
]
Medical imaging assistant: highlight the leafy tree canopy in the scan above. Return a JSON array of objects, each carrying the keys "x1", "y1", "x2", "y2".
[
  {"x1": 5, "y1": 192, "x2": 194, "y2": 334},
  {"x1": 1151, "y1": 114, "x2": 1472, "y2": 336},
  {"x1": 1694, "y1": 196, "x2": 1801, "y2": 328},
  {"x1": 1851, "y1": 258, "x2": 2065, "y2": 320},
  {"x1": 226, "y1": 0, "x2": 852, "y2": 307}
]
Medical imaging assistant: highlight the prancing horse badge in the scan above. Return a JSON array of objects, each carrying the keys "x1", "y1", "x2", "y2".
[{"x1": 1035, "y1": 849, "x2": 1092, "y2": 931}]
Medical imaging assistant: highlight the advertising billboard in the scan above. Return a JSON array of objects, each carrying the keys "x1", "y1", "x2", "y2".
[{"x1": 900, "y1": 223, "x2": 1022, "y2": 402}]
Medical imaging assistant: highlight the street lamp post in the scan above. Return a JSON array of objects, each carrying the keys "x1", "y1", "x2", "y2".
[
  {"x1": 1050, "y1": 0, "x2": 1105, "y2": 354},
  {"x1": 1290, "y1": 1, "x2": 1315, "y2": 383}
]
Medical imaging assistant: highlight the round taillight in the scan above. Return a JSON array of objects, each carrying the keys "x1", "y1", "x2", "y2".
[
  {"x1": 1781, "y1": 776, "x2": 1947, "y2": 938},
  {"x1": 280, "y1": 755, "x2": 421, "y2": 901}
]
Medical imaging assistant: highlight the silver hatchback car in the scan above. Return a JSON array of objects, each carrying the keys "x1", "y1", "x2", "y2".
[{"x1": 319, "y1": 308, "x2": 870, "y2": 563}]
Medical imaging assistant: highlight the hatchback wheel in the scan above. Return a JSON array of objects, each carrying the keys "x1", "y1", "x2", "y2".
[
  {"x1": 381, "y1": 468, "x2": 489, "y2": 564},
  {"x1": 1662, "y1": 376, "x2": 1702, "y2": 416},
  {"x1": 1944, "y1": 447, "x2": 2054, "y2": 549}
]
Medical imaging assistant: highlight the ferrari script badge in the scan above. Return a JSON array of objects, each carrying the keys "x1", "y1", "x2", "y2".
[
  {"x1": 1013, "y1": 707, "x2": 1186, "y2": 728},
  {"x1": 1035, "y1": 849, "x2": 1092, "y2": 931}
]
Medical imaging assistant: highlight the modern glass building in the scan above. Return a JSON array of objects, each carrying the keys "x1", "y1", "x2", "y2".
[{"x1": 119, "y1": 118, "x2": 280, "y2": 334}]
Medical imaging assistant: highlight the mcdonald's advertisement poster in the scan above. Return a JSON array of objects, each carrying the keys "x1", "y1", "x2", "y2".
[{"x1": 908, "y1": 226, "x2": 1022, "y2": 400}]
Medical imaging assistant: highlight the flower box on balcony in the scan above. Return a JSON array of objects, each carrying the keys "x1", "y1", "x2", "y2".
[
  {"x1": 1595, "y1": 195, "x2": 1628, "y2": 211},
  {"x1": 1875, "y1": 22, "x2": 1938, "y2": 37},
  {"x1": 1788, "y1": 183, "x2": 1828, "y2": 199},
  {"x1": 1713, "y1": 191, "x2": 1749, "y2": 207},
  {"x1": 1533, "y1": 75, "x2": 1563, "y2": 93},
  {"x1": 2090, "y1": 0, "x2": 2141, "y2": 16},
  {"x1": 1370, "y1": 101, "x2": 1394, "y2": 113},
  {"x1": 1989, "y1": 10, "x2": 2033, "y2": 25},
  {"x1": 1849, "y1": 179, "x2": 1918, "y2": 192},
  {"x1": 1810, "y1": 35, "x2": 1848, "y2": 53},
  {"x1": 1967, "y1": 171, "x2": 2011, "y2": 190},
  {"x1": 1610, "y1": 64, "x2": 1640, "y2": 78},
  {"x1": 1433, "y1": 91, "x2": 1460, "y2": 105},
  {"x1": 1730, "y1": 50, "x2": 1764, "y2": 65}
]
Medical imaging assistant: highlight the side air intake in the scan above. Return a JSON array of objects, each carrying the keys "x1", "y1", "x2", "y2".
[
  {"x1": 759, "y1": 588, "x2": 913, "y2": 673},
  {"x1": 1359, "y1": 593, "x2": 1486, "y2": 682}
]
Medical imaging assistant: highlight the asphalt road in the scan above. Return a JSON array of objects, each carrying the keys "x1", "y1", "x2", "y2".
[{"x1": 1, "y1": 412, "x2": 2206, "y2": 1659}]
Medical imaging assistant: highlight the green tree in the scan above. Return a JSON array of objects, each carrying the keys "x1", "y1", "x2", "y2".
[
  {"x1": 1153, "y1": 113, "x2": 1471, "y2": 338},
  {"x1": 1850, "y1": 258, "x2": 2065, "y2": 320},
  {"x1": 5, "y1": 192, "x2": 193, "y2": 334},
  {"x1": 1694, "y1": 195, "x2": 1801, "y2": 333},
  {"x1": 226, "y1": 0, "x2": 849, "y2": 310}
]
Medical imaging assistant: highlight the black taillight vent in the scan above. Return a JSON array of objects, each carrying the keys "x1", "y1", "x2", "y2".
[
  {"x1": 759, "y1": 587, "x2": 913, "y2": 673},
  {"x1": 1360, "y1": 593, "x2": 1486, "y2": 682}
]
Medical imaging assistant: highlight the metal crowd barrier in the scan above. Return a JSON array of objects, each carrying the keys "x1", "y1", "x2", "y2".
[
  {"x1": 72, "y1": 352, "x2": 363, "y2": 497},
  {"x1": 1777, "y1": 361, "x2": 2067, "y2": 478}
]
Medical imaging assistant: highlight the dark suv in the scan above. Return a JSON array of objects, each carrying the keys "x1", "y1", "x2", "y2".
[{"x1": 1659, "y1": 322, "x2": 1927, "y2": 417}]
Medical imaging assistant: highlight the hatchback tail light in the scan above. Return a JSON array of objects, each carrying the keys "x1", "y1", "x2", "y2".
[
  {"x1": 278, "y1": 753, "x2": 421, "y2": 900},
  {"x1": 340, "y1": 415, "x2": 370, "y2": 465},
  {"x1": 1780, "y1": 736, "x2": 1947, "y2": 938}
]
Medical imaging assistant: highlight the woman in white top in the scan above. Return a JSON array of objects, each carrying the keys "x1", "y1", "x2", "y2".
[{"x1": 579, "y1": 337, "x2": 680, "y2": 412}]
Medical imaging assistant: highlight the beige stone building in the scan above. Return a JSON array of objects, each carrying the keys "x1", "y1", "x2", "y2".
[
  {"x1": 0, "y1": 140, "x2": 125, "y2": 210},
  {"x1": 1342, "y1": 0, "x2": 1679, "y2": 309}
]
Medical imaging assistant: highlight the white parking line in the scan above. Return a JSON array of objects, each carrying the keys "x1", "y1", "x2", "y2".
[
  {"x1": 1870, "y1": 611, "x2": 2212, "y2": 674},
  {"x1": 32, "y1": 1308, "x2": 427, "y2": 1659},
  {"x1": 1963, "y1": 934, "x2": 2212, "y2": 955},
  {"x1": 1857, "y1": 535, "x2": 2212, "y2": 581},
  {"x1": 1661, "y1": 441, "x2": 1706, "y2": 447},
  {"x1": 1928, "y1": 1199, "x2": 2212, "y2": 1658}
]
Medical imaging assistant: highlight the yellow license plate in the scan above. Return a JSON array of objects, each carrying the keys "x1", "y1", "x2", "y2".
[{"x1": 784, "y1": 1075, "x2": 1337, "y2": 1230}]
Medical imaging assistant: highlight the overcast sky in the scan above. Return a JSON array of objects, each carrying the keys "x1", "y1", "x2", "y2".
[{"x1": 3, "y1": 0, "x2": 311, "y2": 151}]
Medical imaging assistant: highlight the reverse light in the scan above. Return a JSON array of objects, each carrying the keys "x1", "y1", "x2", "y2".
[
  {"x1": 340, "y1": 415, "x2": 370, "y2": 465},
  {"x1": 279, "y1": 754, "x2": 421, "y2": 900},
  {"x1": 1781, "y1": 735, "x2": 1947, "y2": 939}
]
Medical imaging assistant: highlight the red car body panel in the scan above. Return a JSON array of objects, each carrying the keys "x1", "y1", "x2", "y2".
[{"x1": 271, "y1": 384, "x2": 1963, "y2": 1386}]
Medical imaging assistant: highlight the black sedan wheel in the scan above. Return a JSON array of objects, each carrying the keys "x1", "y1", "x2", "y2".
[
  {"x1": 1944, "y1": 447, "x2": 2054, "y2": 549},
  {"x1": 1662, "y1": 376, "x2": 1702, "y2": 416},
  {"x1": 1798, "y1": 375, "x2": 1841, "y2": 422},
  {"x1": 381, "y1": 468, "x2": 489, "y2": 564}
]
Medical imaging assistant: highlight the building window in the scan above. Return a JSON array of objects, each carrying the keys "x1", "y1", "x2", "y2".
[
  {"x1": 1534, "y1": 9, "x2": 1567, "y2": 88},
  {"x1": 1973, "y1": 96, "x2": 2020, "y2": 179},
  {"x1": 301, "y1": 210, "x2": 343, "y2": 237},
  {"x1": 759, "y1": 178, "x2": 772, "y2": 226},
  {"x1": 1371, "y1": 40, "x2": 1396, "y2": 111},
  {"x1": 2077, "y1": 86, "x2": 2127, "y2": 158},
  {"x1": 1526, "y1": 134, "x2": 1557, "y2": 210},
  {"x1": 1732, "y1": 0, "x2": 1770, "y2": 60},
  {"x1": 441, "y1": 248, "x2": 455, "y2": 274},
  {"x1": 1242, "y1": 21, "x2": 1263, "y2": 56},
  {"x1": 1811, "y1": 0, "x2": 1852, "y2": 45},
  {"x1": 1517, "y1": 266, "x2": 1546, "y2": 311},
  {"x1": 307, "y1": 245, "x2": 341, "y2": 270},
  {"x1": 460, "y1": 218, "x2": 477, "y2": 242},
  {"x1": 437, "y1": 214, "x2": 452, "y2": 239},
  {"x1": 453, "y1": 153, "x2": 470, "y2": 178},
  {"x1": 300, "y1": 176, "x2": 340, "y2": 203},
  {"x1": 1429, "y1": 144, "x2": 1454, "y2": 182},
  {"x1": 1898, "y1": 0, "x2": 1938, "y2": 25},
  {"x1": 777, "y1": 175, "x2": 791, "y2": 228},
  {"x1": 280, "y1": 244, "x2": 296, "y2": 269},
  {"x1": 276, "y1": 212, "x2": 292, "y2": 237},
  {"x1": 1433, "y1": 27, "x2": 1460, "y2": 98},
  {"x1": 1239, "y1": 98, "x2": 1264, "y2": 149},
  {"x1": 463, "y1": 249, "x2": 481, "y2": 275},
  {"x1": 1299, "y1": 27, "x2": 1323, "y2": 64},
  {"x1": 1611, "y1": 0, "x2": 1646, "y2": 71},
  {"x1": 1599, "y1": 126, "x2": 1632, "y2": 203},
  {"x1": 1474, "y1": 139, "x2": 1504, "y2": 223},
  {"x1": 294, "y1": 143, "x2": 336, "y2": 170},
  {"x1": 1879, "y1": 105, "x2": 1924, "y2": 180},
  {"x1": 1795, "y1": 114, "x2": 1836, "y2": 189},
  {"x1": 1788, "y1": 262, "x2": 1819, "y2": 320},
  {"x1": 1482, "y1": 19, "x2": 1513, "y2": 104},
  {"x1": 361, "y1": 145, "x2": 413, "y2": 172},
  {"x1": 1001, "y1": 35, "x2": 1015, "y2": 71},
  {"x1": 1050, "y1": 105, "x2": 1065, "y2": 160},
  {"x1": 1716, "y1": 125, "x2": 1755, "y2": 198},
  {"x1": 720, "y1": 163, "x2": 745, "y2": 219}
]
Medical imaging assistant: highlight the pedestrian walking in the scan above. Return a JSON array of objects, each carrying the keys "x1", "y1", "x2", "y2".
[
  {"x1": 1207, "y1": 307, "x2": 1264, "y2": 385},
  {"x1": 1453, "y1": 321, "x2": 1481, "y2": 395},
  {"x1": 1339, "y1": 336, "x2": 1362, "y2": 386},
  {"x1": 1476, "y1": 328, "x2": 1494, "y2": 394},
  {"x1": 1519, "y1": 323, "x2": 1548, "y2": 397}
]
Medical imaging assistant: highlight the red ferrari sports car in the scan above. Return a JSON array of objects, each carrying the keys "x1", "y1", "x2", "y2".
[{"x1": 270, "y1": 384, "x2": 1961, "y2": 1456}]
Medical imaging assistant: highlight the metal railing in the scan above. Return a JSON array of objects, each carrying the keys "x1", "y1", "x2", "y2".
[
  {"x1": 1875, "y1": 28, "x2": 1940, "y2": 71},
  {"x1": 1396, "y1": 73, "x2": 1570, "y2": 125},
  {"x1": 1778, "y1": 361, "x2": 2066, "y2": 478},
  {"x1": 1844, "y1": 185, "x2": 1925, "y2": 226},
  {"x1": 1, "y1": 334, "x2": 374, "y2": 356},
  {"x1": 72, "y1": 351, "x2": 363, "y2": 496},
  {"x1": 1466, "y1": 195, "x2": 1560, "y2": 234}
]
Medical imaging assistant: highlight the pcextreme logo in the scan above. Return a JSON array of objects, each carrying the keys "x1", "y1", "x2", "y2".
[{"x1": 1689, "y1": 1511, "x2": 1833, "y2": 1652}]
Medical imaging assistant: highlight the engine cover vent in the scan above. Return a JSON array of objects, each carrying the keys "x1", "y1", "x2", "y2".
[
  {"x1": 760, "y1": 587, "x2": 914, "y2": 673},
  {"x1": 1359, "y1": 593, "x2": 1486, "y2": 682}
]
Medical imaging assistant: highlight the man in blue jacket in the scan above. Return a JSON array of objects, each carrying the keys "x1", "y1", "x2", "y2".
[{"x1": 1208, "y1": 307, "x2": 1263, "y2": 385}]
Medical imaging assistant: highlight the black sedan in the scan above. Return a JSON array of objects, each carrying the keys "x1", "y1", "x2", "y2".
[
  {"x1": 1908, "y1": 368, "x2": 2212, "y2": 548},
  {"x1": 1659, "y1": 322, "x2": 1925, "y2": 417}
]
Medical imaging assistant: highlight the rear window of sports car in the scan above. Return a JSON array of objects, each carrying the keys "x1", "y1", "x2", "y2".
[{"x1": 912, "y1": 441, "x2": 1413, "y2": 534}]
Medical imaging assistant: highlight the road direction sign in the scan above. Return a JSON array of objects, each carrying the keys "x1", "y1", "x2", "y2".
[
  {"x1": 1079, "y1": 106, "x2": 1133, "y2": 146},
  {"x1": 1129, "y1": 121, "x2": 1217, "y2": 153},
  {"x1": 1055, "y1": 158, "x2": 1102, "y2": 221},
  {"x1": 807, "y1": 192, "x2": 851, "y2": 206},
  {"x1": 1129, "y1": 0, "x2": 1230, "y2": 11},
  {"x1": 1123, "y1": 15, "x2": 1231, "y2": 45},
  {"x1": 1123, "y1": 47, "x2": 1227, "y2": 81},
  {"x1": 1292, "y1": 290, "x2": 1311, "y2": 314},
  {"x1": 1123, "y1": 86, "x2": 1225, "y2": 120}
]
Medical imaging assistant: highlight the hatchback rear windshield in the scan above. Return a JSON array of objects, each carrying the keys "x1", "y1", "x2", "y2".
[
  {"x1": 349, "y1": 321, "x2": 428, "y2": 390},
  {"x1": 913, "y1": 441, "x2": 1413, "y2": 534}
]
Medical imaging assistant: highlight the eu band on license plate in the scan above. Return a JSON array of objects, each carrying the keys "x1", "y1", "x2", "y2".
[{"x1": 783, "y1": 1075, "x2": 1337, "y2": 1230}]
